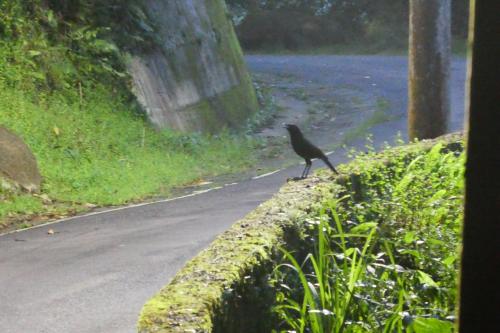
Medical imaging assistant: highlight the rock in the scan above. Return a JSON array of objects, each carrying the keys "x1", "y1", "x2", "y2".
[{"x1": 0, "y1": 126, "x2": 42, "y2": 192}]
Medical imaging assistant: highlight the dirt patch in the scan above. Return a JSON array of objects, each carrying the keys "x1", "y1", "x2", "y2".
[{"x1": 250, "y1": 70, "x2": 392, "y2": 171}]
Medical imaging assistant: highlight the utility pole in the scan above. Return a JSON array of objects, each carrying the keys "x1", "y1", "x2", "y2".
[{"x1": 408, "y1": 0, "x2": 451, "y2": 140}]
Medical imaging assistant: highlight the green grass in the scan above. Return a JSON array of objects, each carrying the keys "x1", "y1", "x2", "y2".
[
  {"x1": 245, "y1": 76, "x2": 283, "y2": 133},
  {"x1": 289, "y1": 88, "x2": 310, "y2": 101},
  {"x1": 272, "y1": 143, "x2": 464, "y2": 332},
  {"x1": 341, "y1": 98, "x2": 394, "y2": 145},
  {"x1": 0, "y1": 83, "x2": 257, "y2": 219},
  {"x1": 0, "y1": 193, "x2": 44, "y2": 218}
]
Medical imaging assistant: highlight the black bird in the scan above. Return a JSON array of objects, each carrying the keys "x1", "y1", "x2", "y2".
[{"x1": 284, "y1": 124, "x2": 339, "y2": 179}]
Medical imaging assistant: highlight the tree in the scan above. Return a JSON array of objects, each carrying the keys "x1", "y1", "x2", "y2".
[
  {"x1": 458, "y1": 0, "x2": 500, "y2": 332},
  {"x1": 408, "y1": 0, "x2": 451, "y2": 140}
]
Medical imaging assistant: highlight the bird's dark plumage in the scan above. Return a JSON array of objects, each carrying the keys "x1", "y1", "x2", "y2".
[{"x1": 284, "y1": 124, "x2": 338, "y2": 179}]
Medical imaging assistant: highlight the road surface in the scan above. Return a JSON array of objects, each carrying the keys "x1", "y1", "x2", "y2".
[{"x1": 0, "y1": 55, "x2": 466, "y2": 333}]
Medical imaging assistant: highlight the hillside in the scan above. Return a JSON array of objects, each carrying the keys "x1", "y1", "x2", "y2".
[{"x1": 0, "y1": 1, "x2": 258, "y2": 230}]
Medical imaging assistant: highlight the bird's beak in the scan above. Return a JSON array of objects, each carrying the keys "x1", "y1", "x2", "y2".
[{"x1": 282, "y1": 123, "x2": 288, "y2": 129}]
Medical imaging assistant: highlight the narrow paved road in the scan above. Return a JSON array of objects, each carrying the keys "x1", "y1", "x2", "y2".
[
  {"x1": 246, "y1": 55, "x2": 466, "y2": 136},
  {"x1": 0, "y1": 55, "x2": 466, "y2": 333}
]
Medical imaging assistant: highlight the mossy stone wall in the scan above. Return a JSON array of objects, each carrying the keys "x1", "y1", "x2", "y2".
[{"x1": 129, "y1": 0, "x2": 257, "y2": 132}]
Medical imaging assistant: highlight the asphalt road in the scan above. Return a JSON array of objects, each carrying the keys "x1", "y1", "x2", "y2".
[
  {"x1": 0, "y1": 55, "x2": 466, "y2": 333},
  {"x1": 246, "y1": 55, "x2": 466, "y2": 135}
]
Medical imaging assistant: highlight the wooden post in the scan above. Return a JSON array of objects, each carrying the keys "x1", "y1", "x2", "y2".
[
  {"x1": 408, "y1": 0, "x2": 451, "y2": 140},
  {"x1": 458, "y1": 0, "x2": 500, "y2": 332}
]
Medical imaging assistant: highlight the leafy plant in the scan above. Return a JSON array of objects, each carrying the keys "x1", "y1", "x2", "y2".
[
  {"x1": 245, "y1": 77, "x2": 282, "y2": 134},
  {"x1": 272, "y1": 144, "x2": 464, "y2": 332}
]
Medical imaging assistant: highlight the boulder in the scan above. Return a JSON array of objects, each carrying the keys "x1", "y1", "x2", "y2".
[{"x1": 0, "y1": 126, "x2": 41, "y2": 192}]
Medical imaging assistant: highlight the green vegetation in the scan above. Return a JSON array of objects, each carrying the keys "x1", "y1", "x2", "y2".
[
  {"x1": 341, "y1": 99, "x2": 395, "y2": 145},
  {"x1": 243, "y1": 37, "x2": 467, "y2": 57},
  {"x1": 245, "y1": 77, "x2": 283, "y2": 133},
  {"x1": 228, "y1": 0, "x2": 468, "y2": 55},
  {"x1": 0, "y1": 83, "x2": 257, "y2": 206},
  {"x1": 272, "y1": 143, "x2": 464, "y2": 332},
  {"x1": 0, "y1": 1, "x2": 258, "y2": 228}
]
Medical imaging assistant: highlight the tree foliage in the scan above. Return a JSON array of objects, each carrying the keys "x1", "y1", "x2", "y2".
[
  {"x1": 0, "y1": 0, "x2": 156, "y2": 93},
  {"x1": 43, "y1": 0, "x2": 157, "y2": 51},
  {"x1": 226, "y1": 0, "x2": 468, "y2": 51}
]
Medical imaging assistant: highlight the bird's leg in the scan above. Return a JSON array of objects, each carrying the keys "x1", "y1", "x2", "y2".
[
  {"x1": 300, "y1": 165, "x2": 307, "y2": 178},
  {"x1": 302, "y1": 159, "x2": 312, "y2": 178}
]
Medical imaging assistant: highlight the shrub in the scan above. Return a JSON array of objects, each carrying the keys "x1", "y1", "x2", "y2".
[{"x1": 272, "y1": 143, "x2": 464, "y2": 332}]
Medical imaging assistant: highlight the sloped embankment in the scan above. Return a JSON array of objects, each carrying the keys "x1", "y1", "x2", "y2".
[
  {"x1": 0, "y1": 0, "x2": 258, "y2": 230},
  {"x1": 138, "y1": 133, "x2": 462, "y2": 332}
]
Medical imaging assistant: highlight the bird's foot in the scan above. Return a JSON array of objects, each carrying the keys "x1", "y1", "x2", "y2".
[{"x1": 287, "y1": 176, "x2": 306, "y2": 182}]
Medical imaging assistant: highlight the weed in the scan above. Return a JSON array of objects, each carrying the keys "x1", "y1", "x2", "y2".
[
  {"x1": 341, "y1": 109, "x2": 392, "y2": 145},
  {"x1": 289, "y1": 88, "x2": 310, "y2": 101},
  {"x1": 245, "y1": 77, "x2": 282, "y2": 133}
]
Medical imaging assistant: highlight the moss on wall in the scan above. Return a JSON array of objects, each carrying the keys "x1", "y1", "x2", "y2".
[
  {"x1": 137, "y1": 133, "x2": 463, "y2": 333},
  {"x1": 178, "y1": 83, "x2": 258, "y2": 133}
]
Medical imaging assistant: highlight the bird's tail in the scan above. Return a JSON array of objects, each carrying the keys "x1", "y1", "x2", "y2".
[{"x1": 321, "y1": 157, "x2": 339, "y2": 174}]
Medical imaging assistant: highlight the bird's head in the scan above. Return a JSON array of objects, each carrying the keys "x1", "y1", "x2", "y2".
[{"x1": 284, "y1": 123, "x2": 302, "y2": 136}]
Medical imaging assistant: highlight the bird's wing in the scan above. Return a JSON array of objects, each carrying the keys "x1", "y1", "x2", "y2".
[{"x1": 302, "y1": 139, "x2": 326, "y2": 158}]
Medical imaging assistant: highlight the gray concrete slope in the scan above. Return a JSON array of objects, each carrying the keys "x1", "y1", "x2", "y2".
[{"x1": 0, "y1": 55, "x2": 466, "y2": 333}]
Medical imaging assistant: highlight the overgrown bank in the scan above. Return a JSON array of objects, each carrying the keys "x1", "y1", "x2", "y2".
[
  {"x1": 0, "y1": 1, "x2": 258, "y2": 231},
  {"x1": 272, "y1": 142, "x2": 463, "y2": 332},
  {"x1": 138, "y1": 133, "x2": 463, "y2": 332}
]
